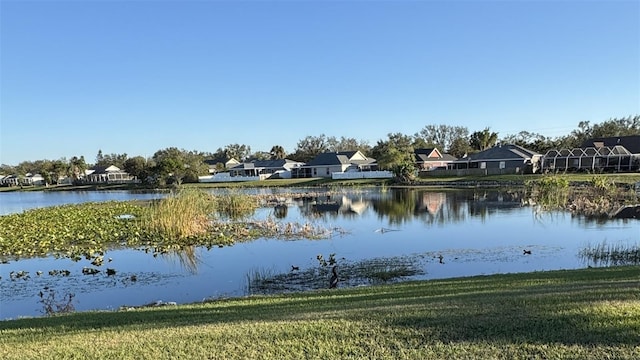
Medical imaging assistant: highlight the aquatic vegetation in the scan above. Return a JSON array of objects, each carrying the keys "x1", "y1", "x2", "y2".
[
  {"x1": 525, "y1": 175, "x2": 570, "y2": 209},
  {"x1": 0, "y1": 201, "x2": 146, "y2": 261},
  {"x1": 579, "y1": 241, "x2": 640, "y2": 266},
  {"x1": 526, "y1": 175, "x2": 639, "y2": 217},
  {"x1": 38, "y1": 288, "x2": 75, "y2": 316},
  {"x1": 0, "y1": 189, "x2": 340, "y2": 263},
  {"x1": 246, "y1": 254, "x2": 424, "y2": 294},
  {"x1": 142, "y1": 188, "x2": 216, "y2": 241},
  {"x1": 214, "y1": 192, "x2": 259, "y2": 219}
]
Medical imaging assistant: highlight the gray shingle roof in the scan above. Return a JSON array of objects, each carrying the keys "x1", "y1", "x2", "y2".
[
  {"x1": 582, "y1": 136, "x2": 640, "y2": 154},
  {"x1": 464, "y1": 144, "x2": 539, "y2": 161}
]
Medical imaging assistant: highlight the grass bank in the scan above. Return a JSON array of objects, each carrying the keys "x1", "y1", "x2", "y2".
[
  {"x1": 1, "y1": 266, "x2": 638, "y2": 359},
  {"x1": 2, "y1": 173, "x2": 638, "y2": 192}
]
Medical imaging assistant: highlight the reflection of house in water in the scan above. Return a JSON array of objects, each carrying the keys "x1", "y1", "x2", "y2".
[
  {"x1": 310, "y1": 196, "x2": 370, "y2": 216},
  {"x1": 416, "y1": 192, "x2": 446, "y2": 215}
]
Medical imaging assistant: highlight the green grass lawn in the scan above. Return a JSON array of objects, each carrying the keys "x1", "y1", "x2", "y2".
[{"x1": 1, "y1": 266, "x2": 638, "y2": 359}]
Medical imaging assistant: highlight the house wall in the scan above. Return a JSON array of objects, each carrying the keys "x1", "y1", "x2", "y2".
[
  {"x1": 309, "y1": 165, "x2": 348, "y2": 178},
  {"x1": 332, "y1": 171, "x2": 393, "y2": 179},
  {"x1": 418, "y1": 161, "x2": 451, "y2": 170},
  {"x1": 199, "y1": 173, "x2": 261, "y2": 182},
  {"x1": 422, "y1": 168, "x2": 525, "y2": 177}
]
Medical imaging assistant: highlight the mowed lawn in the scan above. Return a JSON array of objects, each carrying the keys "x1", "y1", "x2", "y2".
[{"x1": 1, "y1": 266, "x2": 639, "y2": 360}]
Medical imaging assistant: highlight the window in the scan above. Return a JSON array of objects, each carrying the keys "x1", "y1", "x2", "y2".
[
  {"x1": 480, "y1": 162, "x2": 486, "y2": 169},
  {"x1": 499, "y1": 161, "x2": 505, "y2": 169}
]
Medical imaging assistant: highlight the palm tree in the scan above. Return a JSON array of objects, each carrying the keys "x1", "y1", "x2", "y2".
[
  {"x1": 68, "y1": 156, "x2": 87, "y2": 184},
  {"x1": 270, "y1": 145, "x2": 286, "y2": 160}
]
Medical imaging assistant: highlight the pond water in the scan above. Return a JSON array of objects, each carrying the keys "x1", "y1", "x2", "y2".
[{"x1": 1, "y1": 188, "x2": 638, "y2": 320}]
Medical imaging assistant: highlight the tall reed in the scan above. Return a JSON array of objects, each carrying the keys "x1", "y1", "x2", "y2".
[
  {"x1": 215, "y1": 192, "x2": 259, "y2": 219},
  {"x1": 143, "y1": 188, "x2": 216, "y2": 240},
  {"x1": 525, "y1": 175, "x2": 570, "y2": 209}
]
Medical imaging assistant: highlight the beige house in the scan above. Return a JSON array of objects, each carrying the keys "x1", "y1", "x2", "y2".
[{"x1": 415, "y1": 148, "x2": 457, "y2": 170}]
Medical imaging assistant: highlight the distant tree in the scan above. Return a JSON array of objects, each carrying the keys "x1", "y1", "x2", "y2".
[
  {"x1": 416, "y1": 125, "x2": 469, "y2": 153},
  {"x1": 555, "y1": 115, "x2": 640, "y2": 150},
  {"x1": 68, "y1": 156, "x2": 87, "y2": 183},
  {"x1": 589, "y1": 115, "x2": 640, "y2": 138},
  {"x1": 501, "y1": 131, "x2": 552, "y2": 153},
  {"x1": 0, "y1": 164, "x2": 15, "y2": 175},
  {"x1": 123, "y1": 156, "x2": 149, "y2": 183},
  {"x1": 246, "y1": 151, "x2": 271, "y2": 161},
  {"x1": 46, "y1": 159, "x2": 68, "y2": 184},
  {"x1": 269, "y1": 145, "x2": 286, "y2": 160},
  {"x1": 95, "y1": 150, "x2": 128, "y2": 168},
  {"x1": 370, "y1": 133, "x2": 416, "y2": 181},
  {"x1": 151, "y1": 148, "x2": 206, "y2": 185},
  {"x1": 469, "y1": 128, "x2": 499, "y2": 151},
  {"x1": 291, "y1": 134, "x2": 330, "y2": 162},
  {"x1": 448, "y1": 137, "x2": 472, "y2": 158},
  {"x1": 326, "y1": 136, "x2": 371, "y2": 154},
  {"x1": 222, "y1": 144, "x2": 251, "y2": 162}
]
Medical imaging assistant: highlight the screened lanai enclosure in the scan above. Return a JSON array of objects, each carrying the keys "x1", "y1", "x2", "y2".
[{"x1": 541, "y1": 145, "x2": 639, "y2": 172}]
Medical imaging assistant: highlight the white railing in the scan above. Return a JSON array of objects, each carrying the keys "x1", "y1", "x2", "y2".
[
  {"x1": 198, "y1": 173, "x2": 261, "y2": 183},
  {"x1": 332, "y1": 171, "x2": 393, "y2": 180}
]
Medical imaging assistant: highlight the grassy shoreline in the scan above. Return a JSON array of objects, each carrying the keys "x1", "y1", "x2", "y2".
[
  {"x1": 1, "y1": 266, "x2": 638, "y2": 359},
  {"x1": 2, "y1": 173, "x2": 639, "y2": 192}
]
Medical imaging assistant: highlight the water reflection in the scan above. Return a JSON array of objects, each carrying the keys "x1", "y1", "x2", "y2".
[
  {"x1": 298, "y1": 189, "x2": 527, "y2": 225},
  {"x1": 1, "y1": 187, "x2": 638, "y2": 321}
]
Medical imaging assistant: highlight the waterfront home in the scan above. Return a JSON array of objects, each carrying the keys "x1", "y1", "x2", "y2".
[
  {"x1": 229, "y1": 159, "x2": 304, "y2": 179},
  {"x1": 292, "y1": 151, "x2": 378, "y2": 178},
  {"x1": 449, "y1": 144, "x2": 542, "y2": 174},
  {"x1": 414, "y1": 148, "x2": 457, "y2": 170},
  {"x1": 84, "y1": 166, "x2": 137, "y2": 184},
  {"x1": 542, "y1": 135, "x2": 640, "y2": 172}
]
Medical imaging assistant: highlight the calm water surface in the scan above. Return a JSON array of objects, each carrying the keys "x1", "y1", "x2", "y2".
[{"x1": 1, "y1": 188, "x2": 638, "y2": 320}]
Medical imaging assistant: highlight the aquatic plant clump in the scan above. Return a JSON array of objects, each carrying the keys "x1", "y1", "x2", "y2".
[
  {"x1": 142, "y1": 188, "x2": 217, "y2": 241},
  {"x1": 246, "y1": 255, "x2": 424, "y2": 294},
  {"x1": 215, "y1": 192, "x2": 260, "y2": 220},
  {"x1": 579, "y1": 242, "x2": 640, "y2": 266},
  {"x1": 525, "y1": 175, "x2": 639, "y2": 217},
  {"x1": 525, "y1": 175, "x2": 570, "y2": 209}
]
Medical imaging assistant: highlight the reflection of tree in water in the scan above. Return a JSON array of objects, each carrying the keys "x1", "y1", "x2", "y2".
[
  {"x1": 371, "y1": 189, "x2": 417, "y2": 225},
  {"x1": 273, "y1": 204, "x2": 288, "y2": 219}
]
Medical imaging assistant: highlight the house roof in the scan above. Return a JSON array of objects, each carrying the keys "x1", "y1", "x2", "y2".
[
  {"x1": 306, "y1": 153, "x2": 353, "y2": 166},
  {"x1": 460, "y1": 144, "x2": 539, "y2": 162},
  {"x1": 582, "y1": 135, "x2": 640, "y2": 154},
  {"x1": 230, "y1": 159, "x2": 303, "y2": 170},
  {"x1": 415, "y1": 148, "x2": 457, "y2": 162},
  {"x1": 90, "y1": 165, "x2": 123, "y2": 174},
  {"x1": 204, "y1": 157, "x2": 239, "y2": 166},
  {"x1": 305, "y1": 151, "x2": 377, "y2": 167}
]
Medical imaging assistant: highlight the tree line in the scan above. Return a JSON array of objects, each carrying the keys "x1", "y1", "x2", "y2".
[{"x1": 2, "y1": 115, "x2": 638, "y2": 186}]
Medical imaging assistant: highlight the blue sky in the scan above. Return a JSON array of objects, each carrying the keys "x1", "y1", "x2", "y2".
[{"x1": 1, "y1": 0, "x2": 638, "y2": 165}]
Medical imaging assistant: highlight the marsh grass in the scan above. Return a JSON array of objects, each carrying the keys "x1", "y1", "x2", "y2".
[
  {"x1": 525, "y1": 175, "x2": 570, "y2": 208},
  {"x1": 526, "y1": 175, "x2": 639, "y2": 217},
  {"x1": 1, "y1": 266, "x2": 639, "y2": 359},
  {"x1": 579, "y1": 241, "x2": 640, "y2": 266},
  {"x1": 215, "y1": 192, "x2": 259, "y2": 219},
  {"x1": 143, "y1": 188, "x2": 215, "y2": 240}
]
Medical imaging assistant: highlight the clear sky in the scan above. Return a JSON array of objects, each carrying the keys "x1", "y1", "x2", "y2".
[{"x1": 1, "y1": 0, "x2": 638, "y2": 165}]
